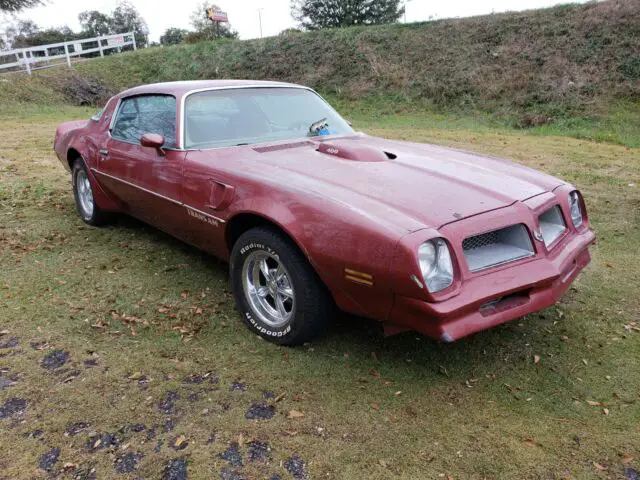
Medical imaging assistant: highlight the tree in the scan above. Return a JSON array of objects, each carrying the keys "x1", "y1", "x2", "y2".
[
  {"x1": 0, "y1": 0, "x2": 41, "y2": 13},
  {"x1": 279, "y1": 28, "x2": 302, "y2": 36},
  {"x1": 4, "y1": 19, "x2": 39, "y2": 48},
  {"x1": 78, "y1": 10, "x2": 112, "y2": 37},
  {"x1": 160, "y1": 28, "x2": 189, "y2": 46},
  {"x1": 110, "y1": 1, "x2": 149, "y2": 47},
  {"x1": 291, "y1": 0, "x2": 404, "y2": 30},
  {"x1": 188, "y1": 2, "x2": 238, "y2": 41}
]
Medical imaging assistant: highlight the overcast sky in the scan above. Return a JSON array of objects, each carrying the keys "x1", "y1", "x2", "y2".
[{"x1": 4, "y1": 0, "x2": 589, "y2": 43}]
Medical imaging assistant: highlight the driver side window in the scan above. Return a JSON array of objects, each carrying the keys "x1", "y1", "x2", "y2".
[{"x1": 111, "y1": 95, "x2": 177, "y2": 148}]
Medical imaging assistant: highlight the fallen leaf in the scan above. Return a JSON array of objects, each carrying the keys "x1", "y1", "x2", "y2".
[
  {"x1": 603, "y1": 408, "x2": 609, "y2": 415},
  {"x1": 282, "y1": 430, "x2": 298, "y2": 436},
  {"x1": 586, "y1": 400, "x2": 603, "y2": 407},
  {"x1": 394, "y1": 391, "x2": 402, "y2": 396},
  {"x1": 560, "y1": 335, "x2": 569, "y2": 341},
  {"x1": 174, "y1": 435, "x2": 186, "y2": 447},
  {"x1": 582, "y1": 359, "x2": 588, "y2": 366},
  {"x1": 593, "y1": 462, "x2": 607, "y2": 471},
  {"x1": 523, "y1": 439, "x2": 537, "y2": 446},
  {"x1": 371, "y1": 403, "x2": 380, "y2": 411},
  {"x1": 378, "y1": 459, "x2": 388, "y2": 468},
  {"x1": 288, "y1": 410, "x2": 305, "y2": 419},
  {"x1": 620, "y1": 454, "x2": 634, "y2": 464},
  {"x1": 128, "y1": 372, "x2": 142, "y2": 380},
  {"x1": 273, "y1": 392, "x2": 286, "y2": 403},
  {"x1": 534, "y1": 355, "x2": 541, "y2": 364}
]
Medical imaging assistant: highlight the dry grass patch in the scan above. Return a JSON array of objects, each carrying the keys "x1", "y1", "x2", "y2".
[{"x1": 0, "y1": 106, "x2": 638, "y2": 479}]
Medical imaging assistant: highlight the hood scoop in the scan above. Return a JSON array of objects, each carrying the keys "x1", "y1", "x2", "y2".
[{"x1": 316, "y1": 141, "x2": 395, "y2": 162}]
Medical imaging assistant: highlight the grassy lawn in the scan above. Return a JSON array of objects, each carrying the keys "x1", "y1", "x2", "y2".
[{"x1": 0, "y1": 104, "x2": 639, "y2": 479}]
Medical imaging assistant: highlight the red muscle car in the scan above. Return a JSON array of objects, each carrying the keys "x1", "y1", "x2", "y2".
[{"x1": 54, "y1": 80, "x2": 595, "y2": 345}]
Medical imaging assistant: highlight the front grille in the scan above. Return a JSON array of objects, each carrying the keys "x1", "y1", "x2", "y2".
[
  {"x1": 462, "y1": 230, "x2": 500, "y2": 251},
  {"x1": 463, "y1": 224, "x2": 534, "y2": 272}
]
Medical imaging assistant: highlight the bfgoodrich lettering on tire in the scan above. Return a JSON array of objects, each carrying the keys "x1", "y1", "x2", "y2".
[{"x1": 230, "y1": 226, "x2": 332, "y2": 345}]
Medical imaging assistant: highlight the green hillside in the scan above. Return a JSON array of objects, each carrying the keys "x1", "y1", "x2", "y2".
[{"x1": 1, "y1": 0, "x2": 638, "y2": 137}]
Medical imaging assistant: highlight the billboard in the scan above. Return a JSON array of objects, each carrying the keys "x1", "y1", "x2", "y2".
[{"x1": 206, "y1": 8, "x2": 229, "y2": 22}]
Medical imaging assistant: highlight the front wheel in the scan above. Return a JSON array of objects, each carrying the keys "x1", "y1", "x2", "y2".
[
  {"x1": 230, "y1": 227, "x2": 332, "y2": 345},
  {"x1": 72, "y1": 159, "x2": 111, "y2": 226}
]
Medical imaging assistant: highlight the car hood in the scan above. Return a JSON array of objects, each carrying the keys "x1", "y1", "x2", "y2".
[{"x1": 246, "y1": 134, "x2": 564, "y2": 232}]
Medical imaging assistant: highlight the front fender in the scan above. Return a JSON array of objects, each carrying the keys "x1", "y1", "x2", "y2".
[{"x1": 227, "y1": 194, "x2": 403, "y2": 321}]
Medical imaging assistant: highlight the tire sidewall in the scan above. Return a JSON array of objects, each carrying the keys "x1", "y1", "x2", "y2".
[
  {"x1": 231, "y1": 239, "x2": 296, "y2": 341},
  {"x1": 72, "y1": 160, "x2": 95, "y2": 224},
  {"x1": 231, "y1": 229, "x2": 327, "y2": 345}
]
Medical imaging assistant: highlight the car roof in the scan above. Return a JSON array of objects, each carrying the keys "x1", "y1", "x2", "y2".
[{"x1": 118, "y1": 80, "x2": 305, "y2": 98}]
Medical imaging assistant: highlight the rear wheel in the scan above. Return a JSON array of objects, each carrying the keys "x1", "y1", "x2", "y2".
[
  {"x1": 72, "y1": 159, "x2": 110, "y2": 226},
  {"x1": 230, "y1": 227, "x2": 332, "y2": 345}
]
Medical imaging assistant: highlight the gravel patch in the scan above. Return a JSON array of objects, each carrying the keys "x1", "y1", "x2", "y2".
[
  {"x1": 0, "y1": 397, "x2": 27, "y2": 419},
  {"x1": 114, "y1": 452, "x2": 142, "y2": 474},
  {"x1": 38, "y1": 447, "x2": 60, "y2": 471},
  {"x1": 87, "y1": 432, "x2": 119, "y2": 452},
  {"x1": 247, "y1": 441, "x2": 270, "y2": 463},
  {"x1": 284, "y1": 456, "x2": 308, "y2": 480},
  {"x1": 0, "y1": 337, "x2": 19, "y2": 349},
  {"x1": 163, "y1": 458, "x2": 188, "y2": 480},
  {"x1": 158, "y1": 391, "x2": 180, "y2": 414},
  {"x1": 220, "y1": 442, "x2": 243, "y2": 467},
  {"x1": 42, "y1": 349, "x2": 69, "y2": 370},
  {"x1": 230, "y1": 381, "x2": 247, "y2": 392},
  {"x1": 65, "y1": 422, "x2": 89, "y2": 436},
  {"x1": 245, "y1": 402, "x2": 275, "y2": 420},
  {"x1": 220, "y1": 468, "x2": 246, "y2": 480}
]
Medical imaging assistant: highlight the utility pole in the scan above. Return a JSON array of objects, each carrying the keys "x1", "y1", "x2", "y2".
[
  {"x1": 258, "y1": 8, "x2": 263, "y2": 38},
  {"x1": 404, "y1": 0, "x2": 412, "y2": 23}
]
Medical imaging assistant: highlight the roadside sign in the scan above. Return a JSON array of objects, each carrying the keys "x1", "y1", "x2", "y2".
[
  {"x1": 206, "y1": 8, "x2": 229, "y2": 22},
  {"x1": 106, "y1": 36, "x2": 125, "y2": 47}
]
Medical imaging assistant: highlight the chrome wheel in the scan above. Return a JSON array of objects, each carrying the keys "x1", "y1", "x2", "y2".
[
  {"x1": 241, "y1": 250, "x2": 295, "y2": 328},
  {"x1": 76, "y1": 169, "x2": 94, "y2": 218}
]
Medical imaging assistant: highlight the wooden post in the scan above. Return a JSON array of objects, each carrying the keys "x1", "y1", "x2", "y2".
[{"x1": 64, "y1": 43, "x2": 71, "y2": 67}]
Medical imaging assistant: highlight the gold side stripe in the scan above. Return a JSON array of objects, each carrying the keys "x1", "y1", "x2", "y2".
[
  {"x1": 344, "y1": 268, "x2": 373, "y2": 280},
  {"x1": 345, "y1": 275, "x2": 374, "y2": 286}
]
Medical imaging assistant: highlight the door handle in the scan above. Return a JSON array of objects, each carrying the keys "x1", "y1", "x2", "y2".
[{"x1": 99, "y1": 149, "x2": 109, "y2": 157}]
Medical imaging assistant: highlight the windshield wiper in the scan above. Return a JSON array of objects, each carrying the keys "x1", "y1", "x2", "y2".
[{"x1": 308, "y1": 118, "x2": 329, "y2": 136}]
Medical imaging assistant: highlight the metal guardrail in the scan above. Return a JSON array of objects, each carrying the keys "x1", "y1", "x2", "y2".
[{"x1": 0, "y1": 32, "x2": 136, "y2": 75}]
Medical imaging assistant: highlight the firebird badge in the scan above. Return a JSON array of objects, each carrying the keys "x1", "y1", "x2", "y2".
[
  {"x1": 534, "y1": 230, "x2": 544, "y2": 242},
  {"x1": 186, "y1": 207, "x2": 220, "y2": 227}
]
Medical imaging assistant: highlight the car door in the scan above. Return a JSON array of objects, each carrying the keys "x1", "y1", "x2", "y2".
[{"x1": 95, "y1": 94, "x2": 189, "y2": 238}]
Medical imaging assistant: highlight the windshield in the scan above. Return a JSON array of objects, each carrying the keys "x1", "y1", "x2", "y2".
[{"x1": 183, "y1": 87, "x2": 354, "y2": 149}]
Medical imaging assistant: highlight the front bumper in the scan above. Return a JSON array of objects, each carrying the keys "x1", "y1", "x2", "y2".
[{"x1": 389, "y1": 227, "x2": 595, "y2": 342}]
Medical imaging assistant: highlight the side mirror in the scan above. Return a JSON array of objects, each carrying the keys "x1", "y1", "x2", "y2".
[{"x1": 140, "y1": 133, "x2": 166, "y2": 155}]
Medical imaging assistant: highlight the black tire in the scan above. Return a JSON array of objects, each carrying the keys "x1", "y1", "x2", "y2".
[
  {"x1": 230, "y1": 226, "x2": 332, "y2": 346},
  {"x1": 72, "y1": 158, "x2": 111, "y2": 226}
]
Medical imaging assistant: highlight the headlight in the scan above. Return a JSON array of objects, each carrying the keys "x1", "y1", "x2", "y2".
[
  {"x1": 418, "y1": 238, "x2": 454, "y2": 293},
  {"x1": 569, "y1": 191, "x2": 583, "y2": 228}
]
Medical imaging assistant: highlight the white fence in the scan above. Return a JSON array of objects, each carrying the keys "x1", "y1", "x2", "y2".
[{"x1": 0, "y1": 32, "x2": 136, "y2": 75}]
